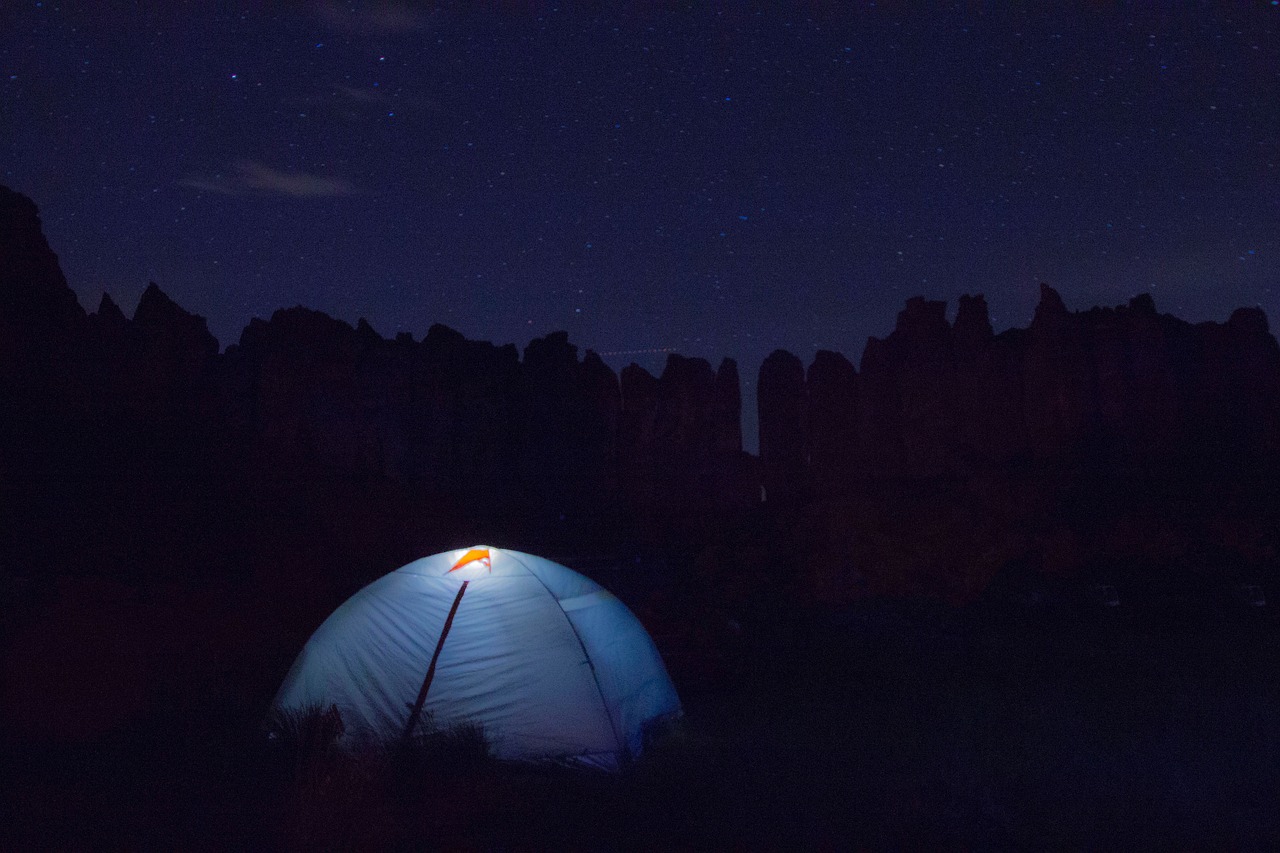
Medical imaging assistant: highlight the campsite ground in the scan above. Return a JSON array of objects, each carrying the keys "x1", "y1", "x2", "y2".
[{"x1": 5, "y1": 585, "x2": 1279, "y2": 849}]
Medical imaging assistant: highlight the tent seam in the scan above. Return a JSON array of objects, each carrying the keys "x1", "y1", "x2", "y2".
[{"x1": 508, "y1": 551, "x2": 627, "y2": 760}]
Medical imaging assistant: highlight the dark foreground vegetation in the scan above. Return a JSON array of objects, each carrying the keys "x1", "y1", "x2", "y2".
[{"x1": 5, "y1": 586, "x2": 1278, "y2": 850}]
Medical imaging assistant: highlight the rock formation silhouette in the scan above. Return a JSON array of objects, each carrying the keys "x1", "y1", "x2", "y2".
[
  {"x1": 758, "y1": 284, "x2": 1280, "y2": 484},
  {"x1": 3, "y1": 183, "x2": 1278, "y2": 608}
]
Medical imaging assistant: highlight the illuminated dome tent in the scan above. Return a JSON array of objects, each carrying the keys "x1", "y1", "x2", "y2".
[{"x1": 273, "y1": 547, "x2": 681, "y2": 770}]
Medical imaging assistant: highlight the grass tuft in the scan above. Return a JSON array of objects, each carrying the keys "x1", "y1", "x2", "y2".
[{"x1": 263, "y1": 702, "x2": 345, "y2": 763}]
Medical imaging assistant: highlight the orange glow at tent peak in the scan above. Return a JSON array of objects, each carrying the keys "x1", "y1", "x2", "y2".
[{"x1": 448, "y1": 547, "x2": 492, "y2": 574}]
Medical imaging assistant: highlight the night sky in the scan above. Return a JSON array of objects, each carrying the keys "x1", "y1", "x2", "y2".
[{"x1": 3, "y1": 2, "x2": 1278, "y2": 447}]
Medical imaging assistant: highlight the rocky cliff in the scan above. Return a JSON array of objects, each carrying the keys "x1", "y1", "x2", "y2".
[
  {"x1": 759, "y1": 285, "x2": 1280, "y2": 483},
  {"x1": 3, "y1": 184, "x2": 1278, "y2": 606}
]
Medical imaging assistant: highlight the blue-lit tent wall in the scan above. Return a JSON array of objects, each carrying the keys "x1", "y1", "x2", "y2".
[{"x1": 273, "y1": 548, "x2": 681, "y2": 770}]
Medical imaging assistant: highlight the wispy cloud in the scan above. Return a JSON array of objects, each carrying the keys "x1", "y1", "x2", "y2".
[
  {"x1": 235, "y1": 161, "x2": 359, "y2": 197},
  {"x1": 179, "y1": 161, "x2": 360, "y2": 198},
  {"x1": 314, "y1": 1, "x2": 434, "y2": 34}
]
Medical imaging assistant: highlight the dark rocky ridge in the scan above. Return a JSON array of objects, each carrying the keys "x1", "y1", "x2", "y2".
[
  {"x1": 0, "y1": 186, "x2": 754, "y2": 590},
  {"x1": 2, "y1": 184, "x2": 1278, "y2": 611},
  {"x1": 760, "y1": 287, "x2": 1280, "y2": 483},
  {"x1": 759, "y1": 288, "x2": 1280, "y2": 603}
]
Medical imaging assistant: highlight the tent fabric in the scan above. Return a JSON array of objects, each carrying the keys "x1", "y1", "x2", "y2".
[{"x1": 273, "y1": 547, "x2": 681, "y2": 770}]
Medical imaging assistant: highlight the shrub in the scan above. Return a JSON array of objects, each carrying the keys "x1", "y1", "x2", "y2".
[
  {"x1": 263, "y1": 702, "x2": 345, "y2": 763},
  {"x1": 392, "y1": 712, "x2": 491, "y2": 777}
]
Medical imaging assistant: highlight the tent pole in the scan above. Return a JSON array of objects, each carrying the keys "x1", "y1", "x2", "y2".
[{"x1": 403, "y1": 579, "x2": 469, "y2": 740}]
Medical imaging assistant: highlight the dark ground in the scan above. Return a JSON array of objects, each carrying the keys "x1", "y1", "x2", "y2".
[{"x1": 4, "y1": 575, "x2": 1278, "y2": 850}]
